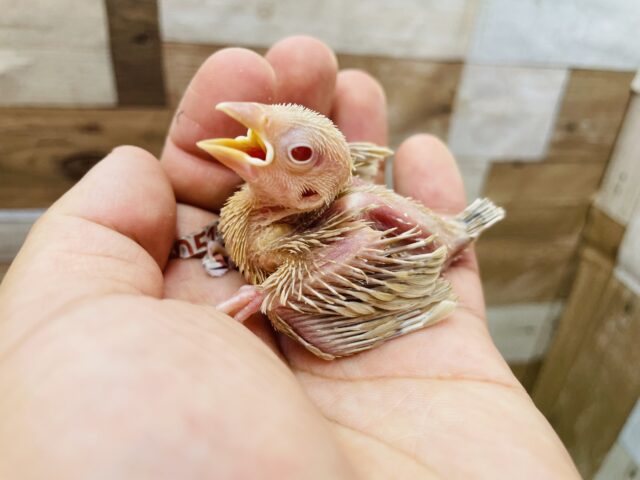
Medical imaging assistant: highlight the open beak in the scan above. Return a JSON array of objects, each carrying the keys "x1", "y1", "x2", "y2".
[{"x1": 196, "y1": 102, "x2": 274, "y2": 181}]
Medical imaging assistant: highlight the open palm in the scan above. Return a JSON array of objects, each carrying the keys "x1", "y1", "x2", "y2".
[{"x1": 0, "y1": 37, "x2": 579, "y2": 479}]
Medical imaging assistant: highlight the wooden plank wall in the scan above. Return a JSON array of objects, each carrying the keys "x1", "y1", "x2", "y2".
[
  {"x1": 533, "y1": 79, "x2": 640, "y2": 478},
  {"x1": 1, "y1": 4, "x2": 640, "y2": 469}
]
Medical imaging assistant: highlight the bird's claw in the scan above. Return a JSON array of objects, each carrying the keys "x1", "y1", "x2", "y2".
[{"x1": 216, "y1": 285, "x2": 264, "y2": 323}]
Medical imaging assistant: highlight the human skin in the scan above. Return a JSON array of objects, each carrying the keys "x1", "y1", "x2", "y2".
[{"x1": 0, "y1": 36, "x2": 581, "y2": 479}]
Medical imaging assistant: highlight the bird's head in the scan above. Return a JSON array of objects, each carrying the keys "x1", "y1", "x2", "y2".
[{"x1": 197, "y1": 102, "x2": 352, "y2": 212}]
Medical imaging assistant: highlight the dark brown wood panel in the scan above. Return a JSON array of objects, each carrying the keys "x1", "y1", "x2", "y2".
[
  {"x1": 582, "y1": 206, "x2": 627, "y2": 261},
  {"x1": 478, "y1": 160, "x2": 600, "y2": 305},
  {"x1": 105, "y1": 0, "x2": 166, "y2": 106},
  {"x1": 534, "y1": 265, "x2": 640, "y2": 477},
  {"x1": 483, "y1": 161, "x2": 605, "y2": 206},
  {"x1": 509, "y1": 360, "x2": 543, "y2": 392},
  {"x1": 546, "y1": 70, "x2": 634, "y2": 164},
  {"x1": 533, "y1": 247, "x2": 614, "y2": 413},
  {"x1": 0, "y1": 108, "x2": 172, "y2": 208}
]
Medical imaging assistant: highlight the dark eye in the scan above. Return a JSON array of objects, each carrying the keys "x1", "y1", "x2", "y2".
[{"x1": 288, "y1": 144, "x2": 314, "y2": 164}]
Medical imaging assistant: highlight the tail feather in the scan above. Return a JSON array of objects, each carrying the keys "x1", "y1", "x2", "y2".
[{"x1": 457, "y1": 198, "x2": 505, "y2": 239}]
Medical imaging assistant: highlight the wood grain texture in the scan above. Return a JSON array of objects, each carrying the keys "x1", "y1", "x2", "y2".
[
  {"x1": 509, "y1": 360, "x2": 543, "y2": 393},
  {"x1": 534, "y1": 271, "x2": 640, "y2": 478},
  {"x1": 533, "y1": 247, "x2": 614, "y2": 414},
  {"x1": 546, "y1": 70, "x2": 634, "y2": 164},
  {"x1": 468, "y1": 0, "x2": 640, "y2": 70},
  {"x1": 162, "y1": 42, "x2": 463, "y2": 146},
  {"x1": 487, "y1": 301, "x2": 563, "y2": 362},
  {"x1": 621, "y1": 400, "x2": 640, "y2": 468},
  {"x1": 597, "y1": 94, "x2": 640, "y2": 225},
  {"x1": 483, "y1": 161, "x2": 604, "y2": 206},
  {"x1": 617, "y1": 208, "x2": 640, "y2": 295},
  {"x1": 583, "y1": 206, "x2": 626, "y2": 261},
  {"x1": 105, "y1": 0, "x2": 166, "y2": 106},
  {"x1": 478, "y1": 161, "x2": 600, "y2": 304},
  {"x1": 163, "y1": 43, "x2": 225, "y2": 105},
  {"x1": 0, "y1": 0, "x2": 116, "y2": 106},
  {"x1": 335, "y1": 54, "x2": 463, "y2": 145},
  {"x1": 0, "y1": 108, "x2": 171, "y2": 208},
  {"x1": 595, "y1": 441, "x2": 639, "y2": 480},
  {"x1": 160, "y1": 0, "x2": 476, "y2": 60},
  {"x1": 448, "y1": 65, "x2": 568, "y2": 160}
]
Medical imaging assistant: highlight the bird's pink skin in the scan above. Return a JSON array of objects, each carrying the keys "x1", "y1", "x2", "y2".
[
  {"x1": 216, "y1": 284, "x2": 265, "y2": 322},
  {"x1": 216, "y1": 179, "x2": 470, "y2": 322}
]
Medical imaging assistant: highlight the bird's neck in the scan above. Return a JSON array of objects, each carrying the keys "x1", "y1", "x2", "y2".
[{"x1": 220, "y1": 185, "x2": 350, "y2": 283}]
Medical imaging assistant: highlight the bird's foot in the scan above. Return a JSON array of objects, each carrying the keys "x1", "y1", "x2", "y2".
[{"x1": 216, "y1": 285, "x2": 264, "y2": 323}]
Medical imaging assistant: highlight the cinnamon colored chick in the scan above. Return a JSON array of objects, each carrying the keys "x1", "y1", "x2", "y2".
[{"x1": 197, "y1": 102, "x2": 504, "y2": 360}]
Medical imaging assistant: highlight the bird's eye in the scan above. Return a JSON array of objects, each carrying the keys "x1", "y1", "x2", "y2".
[{"x1": 288, "y1": 144, "x2": 314, "y2": 164}]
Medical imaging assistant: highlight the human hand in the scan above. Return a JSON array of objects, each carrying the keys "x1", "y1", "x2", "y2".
[{"x1": 0, "y1": 36, "x2": 579, "y2": 479}]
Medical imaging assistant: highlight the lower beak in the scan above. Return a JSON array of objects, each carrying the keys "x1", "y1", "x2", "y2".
[{"x1": 196, "y1": 102, "x2": 274, "y2": 181}]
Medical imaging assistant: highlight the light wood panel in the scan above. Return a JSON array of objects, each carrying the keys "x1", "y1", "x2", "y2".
[
  {"x1": 0, "y1": 210, "x2": 41, "y2": 262},
  {"x1": 597, "y1": 95, "x2": 640, "y2": 224},
  {"x1": 0, "y1": 0, "x2": 116, "y2": 106},
  {"x1": 468, "y1": 0, "x2": 640, "y2": 70},
  {"x1": 160, "y1": 0, "x2": 476, "y2": 60},
  {"x1": 448, "y1": 65, "x2": 568, "y2": 160},
  {"x1": 0, "y1": 108, "x2": 172, "y2": 208},
  {"x1": 487, "y1": 301, "x2": 563, "y2": 362}
]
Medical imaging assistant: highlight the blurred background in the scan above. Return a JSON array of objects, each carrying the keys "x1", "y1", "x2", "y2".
[{"x1": 1, "y1": 0, "x2": 639, "y2": 477}]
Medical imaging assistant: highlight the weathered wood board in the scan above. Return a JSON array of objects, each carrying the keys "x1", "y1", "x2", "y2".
[
  {"x1": 468, "y1": 0, "x2": 640, "y2": 70},
  {"x1": 159, "y1": 0, "x2": 477, "y2": 60},
  {"x1": 0, "y1": 108, "x2": 172, "y2": 208},
  {"x1": 546, "y1": 70, "x2": 634, "y2": 164},
  {"x1": 533, "y1": 246, "x2": 640, "y2": 477},
  {"x1": 597, "y1": 94, "x2": 640, "y2": 225},
  {"x1": 0, "y1": 0, "x2": 116, "y2": 106},
  {"x1": 448, "y1": 65, "x2": 568, "y2": 160},
  {"x1": 105, "y1": 0, "x2": 167, "y2": 106},
  {"x1": 162, "y1": 42, "x2": 463, "y2": 146}
]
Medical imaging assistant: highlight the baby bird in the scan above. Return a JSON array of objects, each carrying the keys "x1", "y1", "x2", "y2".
[{"x1": 197, "y1": 102, "x2": 504, "y2": 360}]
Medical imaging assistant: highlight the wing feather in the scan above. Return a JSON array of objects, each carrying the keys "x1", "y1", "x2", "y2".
[{"x1": 261, "y1": 209, "x2": 456, "y2": 359}]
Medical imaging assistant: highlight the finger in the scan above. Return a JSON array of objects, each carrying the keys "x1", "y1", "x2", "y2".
[
  {"x1": 163, "y1": 203, "x2": 282, "y2": 356},
  {"x1": 265, "y1": 36, "x2": 338, "y2": 115},
  {"x1": 0, "y1": 147, "x2": 176, "y2": 343},
  {"x1": 162, "y1": 48, "x2": 277, "y2": 210},
  {"x1": 394, "y1": 134, "x2": 481, "y2": 280},
  {"x1": 163, "y1": 204, "x2": 245, "y2": 306},
  {"x1": 331, "y1": 69, "x2": 388, "y2": 183},
  {"x1": 331, "y1": 69, "x2": 387, "y2": 145},
  {"x1": 394, "y1": 134, "x2": 466, "y2": 213},
  {"x1": 281, "y1": 135, "x2": 512, "y2": 382}
]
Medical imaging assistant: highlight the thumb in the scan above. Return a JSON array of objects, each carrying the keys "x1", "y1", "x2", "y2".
[{"x1": 0, "y1": 146, "x2": 176, "y2": 343}]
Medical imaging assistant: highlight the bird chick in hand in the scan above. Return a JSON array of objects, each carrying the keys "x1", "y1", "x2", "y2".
[{"x1": 196, "y1": 102, "x2": 504, "y2": 360}]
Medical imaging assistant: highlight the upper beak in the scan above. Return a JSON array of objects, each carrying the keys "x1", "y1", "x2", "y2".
[{"x1": 196, "y1": 102, "x2": 274, "y2": 181}]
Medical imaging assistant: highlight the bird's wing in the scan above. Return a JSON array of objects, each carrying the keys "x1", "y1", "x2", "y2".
[
  {"x1": 349, "y1": 142, "x2": 393, "y2": 182},
  {"x1": 260, "y1": 208, "x2": 456, "y2": 360}
]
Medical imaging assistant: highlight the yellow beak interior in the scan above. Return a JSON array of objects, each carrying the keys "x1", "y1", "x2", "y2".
[
  {"x1": 196, "y1": 102, "x2": 274, "y2": 169},
  {"x1": 197, "y1": 128, "x2": 273, "y2": 167}
]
